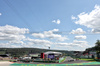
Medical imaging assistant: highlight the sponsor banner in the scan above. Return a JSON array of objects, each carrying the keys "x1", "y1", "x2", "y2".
[{"x1": 48, "y1": 54, "x2": 54, "y2": 59}]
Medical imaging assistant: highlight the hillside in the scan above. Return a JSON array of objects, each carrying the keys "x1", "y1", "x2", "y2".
[{"x1": 0, "y1": 48, "x2": 74, "y2": 57}]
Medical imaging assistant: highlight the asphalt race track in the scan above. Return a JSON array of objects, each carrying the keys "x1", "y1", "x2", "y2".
[{"x1": 0, "y1": 57, "x2": 100, "y2": 66}]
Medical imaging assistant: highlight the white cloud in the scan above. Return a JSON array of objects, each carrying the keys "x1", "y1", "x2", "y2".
[
  {"x1": 0, "y1": 25, "x2": 51, "y2": 48},
  {"x1": 52, "y1": 19, "x2": 60, "y2": 24},
  {"x1": 56, "y1": 40, "x2": 88, "y2": 47},
  {"x1": 75, "y1": 35, "x2": 87, "y2": 39},
  {"x1": 0, "y1": 39, "x2": 90, "y2": 51},
  {"x1": 0, "y1": 25, "x2": 29, "y2": 48},
  {"x1": 91, "y1": 29, "x2": 100, "y2": 34},
  {"x1": 0, "y1": 25, "x2": 29, "y2": 41},
  {"x1": 73, "y1": 5, "x2": 100, "y2": 33},
  {"x1": 51, "y1": 28, "x2": 58, "y2": 32},
  {"x1": 32, "y1": 33, "x2": 45, "y2": 38},
  {"x1": 0, "y1": 33, "x2": 25, "y2": 41},
  {"x1": 9, "y1": 40, "x2": 24, "y2": 44},
  {"x1": 0, "y1": 13, "x2": 2, "y2": 16},
  {"x1": 0, "y1": 43, "x2": 10, "y2": 48},
  {"x1": 70, "y1": 28, "x2": 86, "y2": 34},
  {"x1": 55, "y1": 40, "x2": 90, "y2": 51},
  {"x1": 73, "y1": 40, "x2": 90, "y2": 49},
  {"x1": 0, "y1": 38, "x2": 52, "y2": 48},
  {"x1": 24, "y1": 38, "x2": 89, "y2": 51},
  {"x1": 0, "y1": 25, "x2": 90, "y2": 51},
  {"x1": 73, "y1": 40, "x2": 87, "y2": 45},
  {"x1": 71, "y1": 15, "x2": 77, "y2": 20},
  {"x1": 0, "y1": 25, "x2": 29, "y2": 34},
  {"x1": 57, "y1": 19, "x2": 60, "y2": 24},
  {"x1": 0, "y1": 42, "x2": 24, "y2": 48},
  {"x1": 52, "y1": 20, "x2": 56, "y2": 23},
  {"x1": 32, "y1": 29, "x2": 68, "y2": 41},
  {"x1": 25, "y1": 38, "x2": 52, "y2": 47}
]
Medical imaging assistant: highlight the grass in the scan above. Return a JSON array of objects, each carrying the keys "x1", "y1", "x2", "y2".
[
  {"x1": 0, "y1": 60, "x2": 10, "y2": 61},
  {"x1": 59, "y1": 56, "x2": 67, "y2": 63},
  {"x1": 79, "y1": 58, "x2": 97, "y2": 62}
]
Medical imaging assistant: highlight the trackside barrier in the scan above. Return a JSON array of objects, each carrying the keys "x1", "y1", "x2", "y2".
[{"x1": 10, "y1": 62, "x2": 100, "y2": 66}]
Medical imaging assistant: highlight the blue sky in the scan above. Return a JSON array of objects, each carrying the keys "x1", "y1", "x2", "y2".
[{"x1": 0, "y1": 0, "x2": 100, "y2": 51}]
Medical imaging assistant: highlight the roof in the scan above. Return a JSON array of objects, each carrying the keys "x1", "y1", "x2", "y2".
[
  {"x1": 29, "y1": 54, "x2": 39, "y2": 57},
  {"x1": 44, "y1": 51, "x2": 62, "y2": 54}
]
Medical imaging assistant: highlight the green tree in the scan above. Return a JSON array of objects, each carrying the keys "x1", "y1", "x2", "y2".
[{"x1": 95, "y1": 40, "x2": 100, "y2": 53}]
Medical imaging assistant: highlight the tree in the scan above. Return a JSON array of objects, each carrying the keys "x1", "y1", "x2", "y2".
[{"x1": 95, "y1": 40, "x2": 100, "y2": 53}]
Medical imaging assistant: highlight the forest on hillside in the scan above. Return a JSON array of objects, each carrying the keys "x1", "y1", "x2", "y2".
[{"x1": 0, "y1": 48, "x2": 74, "y2": 57}]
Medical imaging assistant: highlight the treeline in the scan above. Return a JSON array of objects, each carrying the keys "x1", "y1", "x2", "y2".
[
  {"x1": 0, "y1": 48, "x2": 74, "y2": 57},
  {"x1": 83, "y1": 40, "x2": 100, "y2": 54}
]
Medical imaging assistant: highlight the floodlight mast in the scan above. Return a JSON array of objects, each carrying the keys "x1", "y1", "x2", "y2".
[{"x1": 48, "y1": 47, "x2": 50, "y2": 50}]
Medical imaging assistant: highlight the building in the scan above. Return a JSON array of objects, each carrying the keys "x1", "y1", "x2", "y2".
[
  {"x1": 43, "y1": 51, "x2": 62, "y2": 60},
  {"x1": 29, "y1": 53, "x2": 40, "y2": 59}
]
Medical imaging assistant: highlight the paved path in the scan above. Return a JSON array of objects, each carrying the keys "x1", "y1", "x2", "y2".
[
  {"x1": 62, "y1": 56, "x2": 74, "y2": 63},
  {"x1": 0, "y1": 61, "x2": 13, "y2": 66}
]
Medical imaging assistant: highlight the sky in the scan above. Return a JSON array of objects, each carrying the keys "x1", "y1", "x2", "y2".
[{"x1": 0, "y1": 0, "x2": 100, "y2": 51}]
